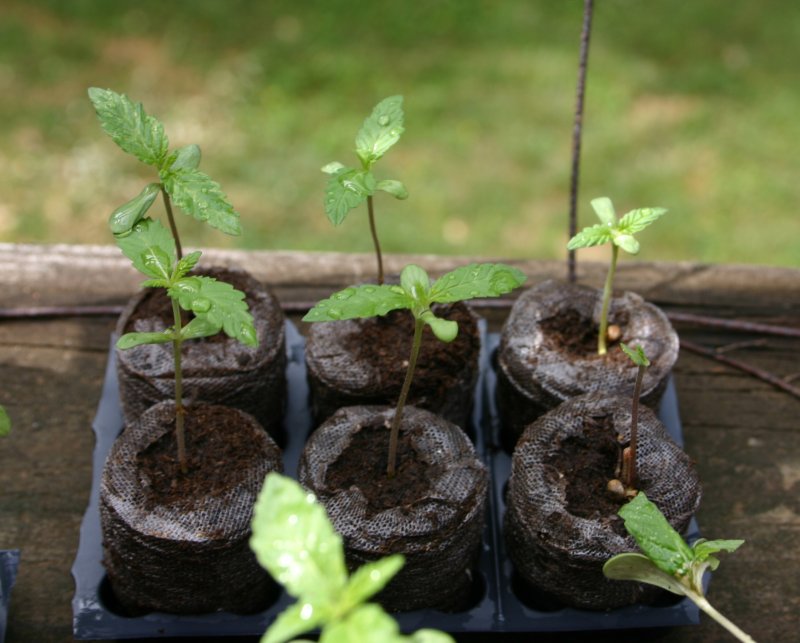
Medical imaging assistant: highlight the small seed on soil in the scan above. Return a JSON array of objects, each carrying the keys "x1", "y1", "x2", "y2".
[
  {"x1": 606, "y1": 478, "x2": 626, "y2": 500},
  {"x1": 607, "y1": 324, "x2": 622, "y2": 342}
]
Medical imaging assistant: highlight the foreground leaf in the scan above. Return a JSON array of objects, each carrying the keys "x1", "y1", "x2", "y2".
[
  {"x1": 108, "y1": 183, "x2": 161, "y2": 235},
  {"x1": 603, "y1": 553, "x2": 688, "y2": 596},
  {"x1": 88, "y1": 88, "x2": 168, "y2": 167},
  {"x1": 115, "y1": 218, "x2": 177, "y2": 281},
  {"x1": 117, "y1": 330, "x2": 174, "y2": 350},
  {"x1": 566, "y1": 222, "x2": 613, "y2": 250},
  {"x1": 375, "y1": 179, "x2": 408, "y2": 200},
  {"x1": 429, "y1": 263, "x2": 527, "y2": 303},
  {"x1": 262, "y1": 601, "x2": 327, "y2": 643},
  {"x1": 320, "y1": 604, "x2": 403, "y2": 643},
  {"x1": 303, "y1": 285, "x2": 411, "y2": 321},
  {"x1": 355, "y1": 95, "x2": 405, "y2": 167},
  {"x1": 162, "y1": 168, "x2": 242, "y2": 236},
  {"x1": 620, "y1": 343, "x2": 651, "y2": 367},
  {"x1": 618, "y1": 207, "x2": 668, "y2": 235},
  {"x1": 250, "y1": 473, "x2": 348, "y2": 604},
  {"x1": 340, "y1": 556, "x2": 404, "y2": 613},
  {"x1": 323, "y1": 168, "x2": 374, "y2": 225}
]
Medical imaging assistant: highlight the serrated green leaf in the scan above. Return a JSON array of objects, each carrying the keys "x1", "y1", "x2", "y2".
[
  {"x1": 619, "y1": 493, "x2": 695, "y2": 577},
  {"x1": 429, "y1": 263, "x2": 526, "y2": 303},
  {"x1": 169, "y1": 144, "x2": 201, "y2": 172},
  {"x1": 175, "y1": 250, "x2": 202, "y2": 279},
  {"x1": 355, "y1": 96, "x2": 405, "y2": 167},
  {"x1": 567, "y1": 223, "x2": 614, "y2": 250},
  {"x1": 88, "y1": 87, "x2": 168, "y2": 166},
  {"x1": 618, "y1": 207, "x2": 668, "y2": 235},
  {"x1": 612, "y1": 231, "x2": 640, "y2": 254},
  {"x1": 692, "y1": 539, "x2": 744, "y2": 563},
  {"x1": 162, "y1": 168, "x2": 242, "y2": 236},
  {"x1": 320, "y1": 604, "x2": 404, "y2": 643},
  {"x1": 323, "y1": 169, "x2": 374, "y2": 225},
  {"x1": 262, "y1": 601, "x2": 328, "y2": 643},
  {"x1": 375, "y1": 179, "x2": 408, "y2": 200},
  {"x1": 400, "y1": 264, "x2": 431, "y2": 302},
  {"x1": 168, "y1": 276, "x2": 256, "y2": 347},
  {"x1": 250, "y1": 474, "x2": 348, "y2": 604},
  {"x1": 620, "y1": 343, "x2": 650, "y2": 367},
  {"x1": 591, "y1": 196, "x2": 618, "y2": 226},
  {"x1": 140, "y1": 278, "x2": 170, "y2": 289},
  {"x1": 108, "y1": 183, "x2": 161, "y2": 235},
  {"x1": 419, "y1": 310, "x2": 458, "y2": 342},
  {"x1": 116, "y1": 330, "x2": 174, "y2": 350},
  {"x1": 603, "y1": 553, "x2": 688, "y2": 596},
  {"x1": 180, "y1": 316, "x2": 222, "y2": 341},
  {"x1": 0, "y1": 405, "x2": 10, "y2": 437},
  {"x1": 303, "y1": 285, "x2": 411, "y2": 322},
  {"x1": 321, "y1": 161, "x2": 346, "y2": 175},
  {"x1": 340, "y1": 556, "x2": 404, "y2": 613},
  {"x1": 115, "y1": 218, "x2": 177, "y2": 280}
]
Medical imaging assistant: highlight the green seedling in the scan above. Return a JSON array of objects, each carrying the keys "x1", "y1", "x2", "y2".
[
  {"x1": 250, "y1": 472, "x2": 454, "y2": 643},
  {"x1": 607, "y1": 343, "x2": 650, "y2": 499},
  {"x1": 304, "y1": 262, "x2": 526, "y2": 476},
  {"x1": 113, "y1": 217, "x2": 256, "y2": 474},
  {"x1": 89, "y1": 87, "x2": 241, "y2": 259},
  {"x1": 0, "y1": 405, "x2": 10, "y2": 437},
  {"x1": 322, "y1": 95, "x2": 409, "y2": 285},
  {"x1": 604, "y1": 493, "x2": 754, "y2": 643},
  {"x1": 567, "y1": 197, "x2": 667, "y2": 355}
]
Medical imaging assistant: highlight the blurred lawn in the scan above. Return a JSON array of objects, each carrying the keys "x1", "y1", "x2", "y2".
[{"x1": 0, "y1": 0, "x2": 798, "y2": 266}]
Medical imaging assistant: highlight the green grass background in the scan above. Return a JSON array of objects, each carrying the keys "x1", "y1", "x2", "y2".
[{"x1": 1, "y1": 0, "x2": 798, "y2": 266}]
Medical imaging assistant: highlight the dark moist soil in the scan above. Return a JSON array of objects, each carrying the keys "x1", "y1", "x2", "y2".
[
  {"x1": 124, "y1": 268, "x2": 256, "y2": 345},
  {"x1": 325, "y1": 421, "x2": 442, "y2": 518},
  {"x1": 137, "y1": 406, "x2": 263, "y2": 509},
  {"x1": 539, "y1": 308, "x2": 630, "y2": 364},
  {"x1": 346, "y1": 302, "x2": 478, "y2": 394},
  {"x1": 547, "y1": 414, "x2": 628, "y2": 535}
]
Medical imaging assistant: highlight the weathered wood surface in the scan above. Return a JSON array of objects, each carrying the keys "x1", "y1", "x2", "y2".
[{"x1": 0, "y1": 243, "x2": 798, "y2": 643}]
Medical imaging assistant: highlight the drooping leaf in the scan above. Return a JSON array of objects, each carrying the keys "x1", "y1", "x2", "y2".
[
  {"x1": 419, "y1": 310, "x2": 458, "y2": 343},
  {"x1": 168, "y1": 276, "x2": 256, "y2": 347},
  {"x1": 250, "y1": 474, "x2": 348, "y2": 605},
  {"x1": 618, "y1": 493, "x2": 695, "y2": 577},
  {"x1": 116, "y1": 330, "x2": 174, "y2": 350},
  {"x1": 108, "y1": 183, "x2": 161, "y2": 235},
  {"x1": 88, "y1": 87, "x2": 168, "y2": 167},
  {"x1": 115, "y1": 218, "x2": 177, "y2": 280},
  {"x1": 603, "y1": 553, "x2": 688, "y2": 596},
  {"x1": 162, "y1": 168, "x2": 242, "y2": 236},
  {"x1": 611, "y1": 231, "x2": 641, "y2": 255},
  {"x1": 618, "y1": 207, "x2": 668, "y2": 235},
  {"x1": 620, "y1": 343, "x2": 651, "y2": 367},
  {"x1": 180, "y1": 316, "x2": 222, "y2": 341},
  {"x1": 567, "y1": 222, "x2": 614, "y2": 250},
  {"x1": 320, "y1": 604, "x2": 404, "y2": 643},
  {"x1": 0, "y1": 406, "x2": 10, "y2": 437},
  {"x1": 355, "y1": 96, "x2": 405, "y2": 167},
  {"x1": 323, "y1": 168, "x2": 375, "y2": 225},
  {"x1": 340, "y1": 556, "x2": 404, "y2": 613},
  {"x1": 262, "y1": 601, "x2": 328, "y2": 643},
  {"x1": 692, "y1": 538, "x2": 744, "y2": 563},
  {"x1": 321, "y1": 161, "x2": 346, "y2": 175},
  {"x1": 591, "y1": 196, "x2": 618, "y2": 226},
  {"x1": 175, "y1": 250, "x2": 203, "y2": 279},
  {"x1": 303, "y1": 285, "x2": 411, "y2": 322},
  {"x1": 375, "y1": 179, "x2": 408, "y2": 200},
  {"x1": 169, "y1": 144, "x2": 202, "y2": 172},
  {"x1": 400, "y1": 264, "x2": 431, "y2": 301},
  {"x1": 429, "y1": 263, "x2": 527, "y2": 303}
]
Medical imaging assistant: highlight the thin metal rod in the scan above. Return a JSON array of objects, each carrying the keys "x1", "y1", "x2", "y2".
[
  {"x1": 568, "y1": 0, "x2": 595, "y2": 283},
  {"x1": 667, "y1": 311, "x2": 800, "y2": 338}
]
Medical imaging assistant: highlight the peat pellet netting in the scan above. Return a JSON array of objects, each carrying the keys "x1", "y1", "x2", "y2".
[
  {"x1": 115, "y1": 267, "x2": 286, "y2": 440},
  {"x1": 100, "y1": 402, "x2": 282, "y2": 614},
  {"x1": 497, "y1": 279, "x2": 679, "y2": 443},
  {"x1": 505, "y1": 393, "x2": 701, "y2": 610},
  {"x1": 299, "y1": 405, "x2": 488, "y2": 612},
  {"x1": 304, "y1": 303, "x2": 479, "y2": 429}
]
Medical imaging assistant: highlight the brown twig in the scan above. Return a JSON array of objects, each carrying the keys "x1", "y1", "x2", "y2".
[
  {"x1": 668, "y1": 311, "x2": 800, "y2": 338},
  {"x1": 567, "y1": 0, "x2": 595, "y2": 284},
  {"x1": 680, "y1": 339, "x2": 800, "y2": 400}
]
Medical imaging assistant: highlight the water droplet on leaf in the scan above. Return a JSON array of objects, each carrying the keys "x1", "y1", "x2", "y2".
[{"x1": 378, "y1": 115, "x2": 390, "y2": 126}]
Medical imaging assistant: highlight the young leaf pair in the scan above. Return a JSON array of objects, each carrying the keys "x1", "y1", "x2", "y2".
[
  {"x1": 604, "y1": 493, "x2": 754, "y2": 643},
  {"x1": 568, "y1": 197, "x2": 667, "y2": 355},
  {"x1": 323, "y1": 96, "x2": 409, "y2": 285},
  {"x1": 88, "y1": 87, "x2": 241, "y2": 259},
  {"x1": 304, "y1": 262, "x2": 526, "y2": 477},
  {"x1": 251, "y1": 473, "x2": 453, "y2": 643}
]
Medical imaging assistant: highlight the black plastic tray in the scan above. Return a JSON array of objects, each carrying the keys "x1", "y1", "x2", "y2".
[
  {"x1": 71, "y1": 323, "x2": 700, "y2": 639},
  {"x1": 1, "y1": 549, "x2": 20, "y2": 643}
]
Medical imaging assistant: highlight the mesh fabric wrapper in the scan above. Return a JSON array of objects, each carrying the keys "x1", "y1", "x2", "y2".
[
  {"x1": 100, "y1": 401, "x2": 282, "y2": 614},
  {"x1": 505, "y1": 393, "x2": 701, "y2": 610},
  {"x1": 298, "y1": 405, "x2": 488, "y2": 612},
  {"x1": 305, "y1": 303, "x2": 479, "y2": 429},
  {"x1": 497, "y1": 279, "x2": 679, "y2": 446},
  {"x1": 115, "y1": 267, "x2": 286, "y2": 441}
]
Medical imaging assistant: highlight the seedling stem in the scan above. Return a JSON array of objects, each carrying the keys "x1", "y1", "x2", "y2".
[
  {"x1": 162, "y1": 187, "x2": 183, "y2": 260},
  {"x1": 598, "y1": 243, "x2": 619, "y2": 355},
  {"x1": 366, "y1": 195, "x2": 384, "y2": 285}
]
